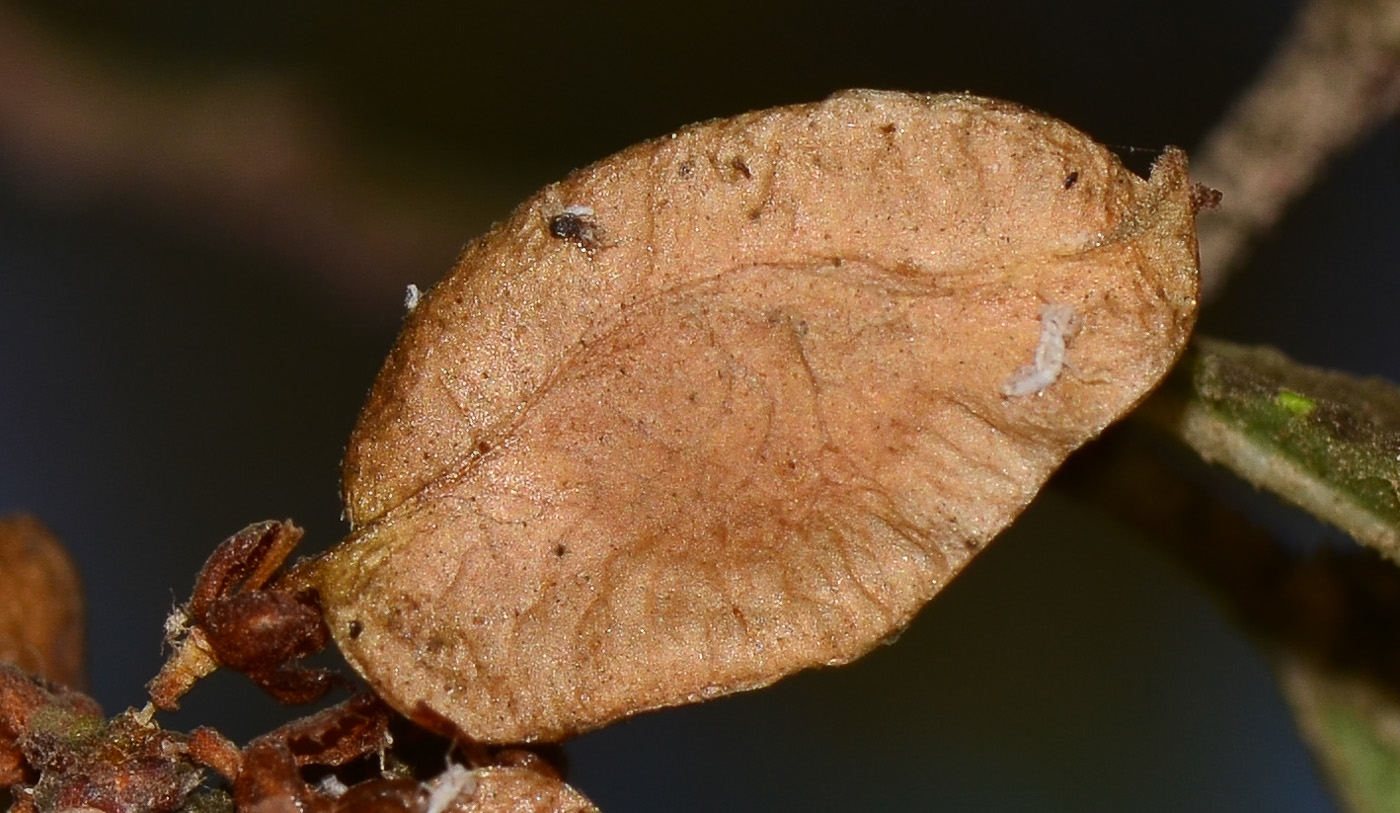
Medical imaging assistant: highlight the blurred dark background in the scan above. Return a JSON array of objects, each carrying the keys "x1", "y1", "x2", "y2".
[{"x1": 4, "y1": 0, "x2": 1397, "y2": 809}]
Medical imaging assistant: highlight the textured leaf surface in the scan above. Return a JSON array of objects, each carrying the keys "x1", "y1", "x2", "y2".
[{"x1": 310, "y1": 91, "x2": 1201, "y2": 742}]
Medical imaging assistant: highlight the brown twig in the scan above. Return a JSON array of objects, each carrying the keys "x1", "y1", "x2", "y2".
[
  {"x1": 1193, "y1": 0, "x2": 1400, "y2": 300},
  {"x1": 0, "y1": 5, "x2": 510, "y2": 323}
]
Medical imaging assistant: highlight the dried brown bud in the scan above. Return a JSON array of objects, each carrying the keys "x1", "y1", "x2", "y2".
[{"x1": 311, "y1": 91, "x2": 1202, "y2": 742}]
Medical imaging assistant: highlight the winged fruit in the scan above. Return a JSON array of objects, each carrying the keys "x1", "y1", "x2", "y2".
[{"x1": 311, "y1": 90, "x2": 1203, "y2": 743}]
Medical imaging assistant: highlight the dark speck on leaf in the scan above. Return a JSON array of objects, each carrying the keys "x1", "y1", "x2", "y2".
[{"x1": 548, "y1": 209, "x2": 601, "y2": 249}]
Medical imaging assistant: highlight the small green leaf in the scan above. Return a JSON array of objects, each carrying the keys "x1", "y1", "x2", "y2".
[
  {"x1": 1278, "y1": 655, "x2": 1400, "y2": 813},
  {"x1": 1143, "y1": 338, "x2": 1400, "y2": 563}
]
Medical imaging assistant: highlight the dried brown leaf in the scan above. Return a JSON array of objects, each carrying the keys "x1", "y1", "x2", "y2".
[
  {"x1": 310, "y1": 90, "x2": 1202, "y2": 742},
  {"x1": 0, "y1": 515, "x2": 84, "y2": 688}
]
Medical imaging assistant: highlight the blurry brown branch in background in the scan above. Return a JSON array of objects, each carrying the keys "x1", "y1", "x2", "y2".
[
  {"x1": 0, "y1": 4, "x2": 519, "y2": 324},
  {"x1": 1193, "y1": 0, "x2": 1400, "y2": 301},
  {"x1": 1058, "y1": 432, "x2": 1400, "y2": 701},
  {"x1": 6, "y1": 0, "x2": 1400, "y2": 314},
  {"x1": 1059, "y1": 430, "x2": 1400, "y2": 810}
]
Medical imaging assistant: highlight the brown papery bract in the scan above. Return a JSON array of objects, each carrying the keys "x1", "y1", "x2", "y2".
[{"x1": 310, "y1": 91, "x2": 1202, "y2": 743}]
